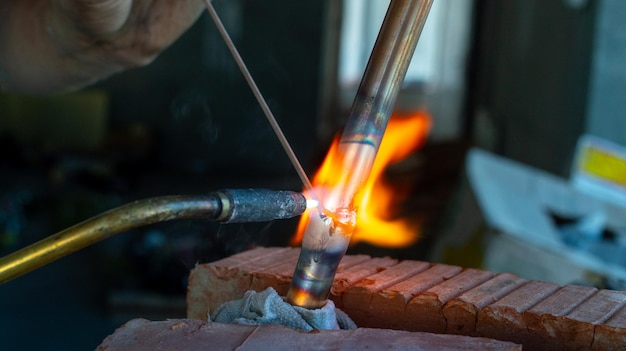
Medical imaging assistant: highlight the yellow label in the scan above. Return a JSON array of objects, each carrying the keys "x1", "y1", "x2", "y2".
[{"x1": 580, "y1": 147, "x2": 626, "y2": 188}]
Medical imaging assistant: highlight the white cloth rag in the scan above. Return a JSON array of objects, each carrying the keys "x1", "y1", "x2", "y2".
[{"x1": 210, "y1": 287, "x2": 357, "y2": 332}]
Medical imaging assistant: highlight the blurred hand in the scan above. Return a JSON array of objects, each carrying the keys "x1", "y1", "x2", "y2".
[
  {"x1": 50, "y1": 0, "x2": 204, "y2": 67},
  {"x1": 0, "y1": 0, "x2": 204, "y2": 93}
]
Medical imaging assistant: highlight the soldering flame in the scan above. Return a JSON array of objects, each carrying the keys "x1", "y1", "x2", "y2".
[
  {"x1": 305, "y1": 199, "x2": 319, "y2": 209},
  {"x1": 292, "y1": 110, "x2": 431, "y2": 248}
]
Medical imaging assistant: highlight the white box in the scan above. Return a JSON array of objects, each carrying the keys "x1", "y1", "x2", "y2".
[{"x1": 448, "y1": 147, "x2": 626, "y2": 288}]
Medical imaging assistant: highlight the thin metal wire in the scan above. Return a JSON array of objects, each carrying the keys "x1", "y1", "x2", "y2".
[{"x1": 203, "y1": 0, "x2": 314, "y2": 192}]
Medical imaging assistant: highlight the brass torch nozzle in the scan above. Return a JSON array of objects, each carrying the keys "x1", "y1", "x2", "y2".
[{"x1": 0, "y1": 189, "x2": 306, "y2": 284}]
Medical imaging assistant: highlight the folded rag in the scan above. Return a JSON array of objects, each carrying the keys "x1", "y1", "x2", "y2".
[{"x1": 210, "y1": 287, "x2": 357, "y2": 332}]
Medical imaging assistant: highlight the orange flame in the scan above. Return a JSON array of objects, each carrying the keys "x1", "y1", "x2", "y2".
[{"x1": 292, "y1": 110, "x2": 431, "y2": 248}]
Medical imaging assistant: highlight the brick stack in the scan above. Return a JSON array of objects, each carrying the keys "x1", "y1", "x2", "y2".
[{"x1": 187, "y1": 246, "x2": 626, "y2": 350}]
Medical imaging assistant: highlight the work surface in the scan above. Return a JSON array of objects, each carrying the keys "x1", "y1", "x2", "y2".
[
  {"x1": 97, "y1": 318, "x2": 520, "y2": 351},
  {"x1": 187, "y1": 246, "x2": 626, "y2": 350}
]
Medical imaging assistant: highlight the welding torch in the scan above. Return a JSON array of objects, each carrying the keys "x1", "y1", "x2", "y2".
[{"x1": 0, "y1": 189, "x2": 308, "y2": 284}]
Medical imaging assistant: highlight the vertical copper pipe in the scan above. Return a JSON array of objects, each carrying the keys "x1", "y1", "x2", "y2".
[{"x1": 287, "y1": 0, "x2": 434, "y2": 309}]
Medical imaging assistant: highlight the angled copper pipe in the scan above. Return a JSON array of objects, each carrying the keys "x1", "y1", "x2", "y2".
[{"x1": 287, "y1": 0, "x2": 434, "y2": 309}]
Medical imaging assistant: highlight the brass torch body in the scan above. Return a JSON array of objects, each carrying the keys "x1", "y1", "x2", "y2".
[{"x1": 0, "y1": 189, "x2": 306, "y2": 284}]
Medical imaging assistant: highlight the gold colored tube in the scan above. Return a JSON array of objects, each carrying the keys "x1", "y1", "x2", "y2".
[
  {"x1": 0, "y1": 195, "x2": 221, "y2": 284},
  {"x1": 0, "y1": 189, "x2": 307, "y2": 284}
]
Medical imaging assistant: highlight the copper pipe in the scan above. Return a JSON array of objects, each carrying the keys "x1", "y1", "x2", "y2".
[
  {"x1": 287, "y1": 0, "x2": 434, "y2": 309},
  {"x1": 330, "y1": 0, "x2": 433, "y2": 210}
]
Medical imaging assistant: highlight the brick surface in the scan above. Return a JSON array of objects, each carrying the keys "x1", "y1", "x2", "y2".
[
  {"x1": 248, "y1": 247, "x2": 301, "y2": 293},
  {"x1": 187, "y1": 247, "x2": 626, "y2": 350},
  {"x1": 187, "y1": 247, "x2": 301, "y2": 320},
  {"x1": 97, "y1": 318, "x2": 522, "y2": 351},
  {"x1": 370, "y1": 263, "x2": 463, "y2": 330},
  {"x1": 443, "y1": 273, "x2": 527, "y2": 336},
  {"x1": 342, "y1": 259, "x2": 430, "y2": 326},
  {"x1": 522, "y1": 285, "x2": 598, "y2": 350},
  {"x1": 594, "y1": 303, "x2": 626, "y2": 349},
  {"x1": 208, "y1": 246, "x2": 282, "y2": 267},
  {"x1": 476, "y1": 280, "x2": 560, "y2": 345},
  {"x1": 332, "y1": 256, "x2": 399, "y2": 295},
  {"x1": 564, "y1": 289, "x2": 626, "y2": 350},
  {"x1": 407, "y1": 268, "x2": 494, "y2": 333}
]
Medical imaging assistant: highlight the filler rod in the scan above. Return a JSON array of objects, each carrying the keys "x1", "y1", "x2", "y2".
[{"x1": 203, "y1": 0, "x2": 314, "y2": 193}]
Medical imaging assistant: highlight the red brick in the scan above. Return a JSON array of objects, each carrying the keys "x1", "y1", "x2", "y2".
[
  {"x1": 594, "y1": 303, "x2": 626, "y2": 350},
  {"x1": 563, "y1": 289, "x2": 626, "y2": 349},
  {"x1": 97, "y1": 318, "x2": 522, "y2": 350},
  {"x1": 187, "y1": 247, "x2": 300, "y2": 319},
  {"x1": 332, "y1": 256, "x2": 399, "y2": 295},
  {"x1": 522, "y1": 285, "x2": 598, "y2": 350},
  {"x1": 443, "y1": 273, "x2": 527, "y2": 336},
  {"x1": 248, "y1": 247, "x2": 300, "y2": 294},
  {"x1": 330, "y1": 254, "x2": 392, "y2": 308},
  {"x1": 235, "y1": 247, "x2": 295, "y2": 272},
  {"x1": 476, "y1": 280, "x2": 560, "y2": 346},
  {"x1": 588, "y1": 291, "x2": 626, "y2": 350},
  {"x1": 212, "y1": 246, "x2": 288, "y2": 267},
  {"x1": 335, "y1": 253, "x2": 373, "y2": 271},
  {"x1": 368, "y1": 263, "x2": 463, "y2": 330},
  {"x1": 342, "y1": 260, "x2": 430, "y2": 326},
  {"x1": 407, "y1": 268, "x2": 494, "y2": 333}
]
